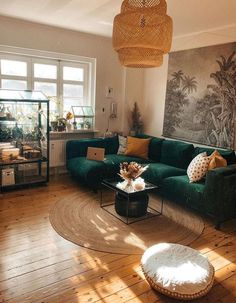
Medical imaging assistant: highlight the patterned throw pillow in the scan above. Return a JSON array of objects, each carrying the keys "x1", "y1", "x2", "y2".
[
  {"x1": 187, "y1": 152, "x2": 210, "y2": 183},
  {"x1": 117, "y1": 135, "x2": 127, "y2": 155}
]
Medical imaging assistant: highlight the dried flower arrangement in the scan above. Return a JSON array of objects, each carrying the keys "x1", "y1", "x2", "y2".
[
  {"x1": 118, "y1": 162, "x2": 148, "y2": 192},
  {"x1": 119, "y1": 162, "x2": 147, "y2": 180}
]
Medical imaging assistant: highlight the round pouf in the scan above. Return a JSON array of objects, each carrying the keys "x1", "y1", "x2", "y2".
[
  {"x1": 115, "y1": 192, "x2": 149, "y2": 218},
  {"x1": 141, "y1": 243, "x2": 214, "y2": 300}
]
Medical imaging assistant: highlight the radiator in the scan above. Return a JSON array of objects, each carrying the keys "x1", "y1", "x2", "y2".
[{"x1": 50, "y1": 140, "x2": 66, "y2": 167}]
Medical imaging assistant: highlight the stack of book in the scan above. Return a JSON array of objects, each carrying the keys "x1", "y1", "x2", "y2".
[{"x1": 0, "y1": 143, "x2": 19, "y2": 162}]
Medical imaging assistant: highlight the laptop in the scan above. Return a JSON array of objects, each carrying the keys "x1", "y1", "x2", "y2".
[{"x1": 86, "y1": 147, "x2": 105, "y2": 161}]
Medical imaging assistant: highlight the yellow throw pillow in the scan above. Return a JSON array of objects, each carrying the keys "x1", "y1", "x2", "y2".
[
  {"x1": 125, "y1": 137, "x2": 150, "y2": 160},
  {"x1": 208, "y1": 150, "x2": 227, "y2": 170}
]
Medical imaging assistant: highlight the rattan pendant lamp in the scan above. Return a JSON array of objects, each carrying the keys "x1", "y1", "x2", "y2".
[{"x1": 112, "y1": 0, "x2": 173, "y2": 68}]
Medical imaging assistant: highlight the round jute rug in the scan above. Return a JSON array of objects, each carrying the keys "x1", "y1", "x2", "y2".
[{"x1": 49, "y1": 190, "x2": 204, "y2": 255}]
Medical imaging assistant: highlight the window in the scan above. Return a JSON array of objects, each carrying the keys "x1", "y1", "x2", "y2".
[{"x1": 0, "y1": 50, "x2": 95, "y2": 118}]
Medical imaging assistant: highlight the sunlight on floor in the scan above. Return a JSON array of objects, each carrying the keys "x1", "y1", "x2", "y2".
[{"x1": 125, "y1": 232, "x2": 147, "y2": 251}]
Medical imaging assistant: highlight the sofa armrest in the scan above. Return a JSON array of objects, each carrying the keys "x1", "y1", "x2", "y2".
[
  {"x1": 204, "y1": 164, "x2": 236, "y2": 226},
  {"x1": 66, "y1": 139, "x2": 104, "y2": 161}
]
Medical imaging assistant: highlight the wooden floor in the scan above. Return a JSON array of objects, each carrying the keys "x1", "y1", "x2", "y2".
[{"x1": 0, "y1": 176, "x2": 236, "y2": 303}]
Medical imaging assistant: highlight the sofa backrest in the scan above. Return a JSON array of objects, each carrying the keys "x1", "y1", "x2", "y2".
[
  {"x1": 66, "y1": 136, "x2": 119, "y2": 160},
  {"x1": 135, "y1": 134, "x2": 164, "y2": 162},
  {"x1": 193, "y1": 147, "x2": 236, "y2": 165},
  {"x1": 160, "y1": 139, "x2": 194, "y2": 169}
]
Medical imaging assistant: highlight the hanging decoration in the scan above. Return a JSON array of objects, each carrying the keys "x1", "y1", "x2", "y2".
[{"x1": 112, "y1": 0, "x2": 173, "y2": 68}]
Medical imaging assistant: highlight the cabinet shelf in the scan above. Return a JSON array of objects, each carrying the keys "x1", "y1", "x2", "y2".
[
  {"x1": 0, "y1": 157, "x2": 48, "y2": 166},
  {"x1": 0, "y1": 117, "x2": 16, "y2": 121},
  {"x1": 0, "y1": 89, "x2": 50, "y2": 190},
  {"x1": 1, "y1": 175, "x2": 48, "y2": 189}
]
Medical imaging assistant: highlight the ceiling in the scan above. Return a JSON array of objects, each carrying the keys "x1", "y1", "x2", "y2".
[{"x1": 0, "y1": 0, "x2": 236, "y2": 38}]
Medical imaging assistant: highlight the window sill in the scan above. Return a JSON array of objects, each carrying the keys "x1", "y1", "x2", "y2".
[{"x1": 50, "y1": 129, "x2": 99, "y2": 134}]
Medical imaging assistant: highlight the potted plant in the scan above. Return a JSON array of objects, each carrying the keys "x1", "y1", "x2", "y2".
[
  {"x1": 130, "y1": 102, "x2": 143, "y2": 135},
  {"x1": 65, "y1": 112, "x2": 73, "y2": 131}
]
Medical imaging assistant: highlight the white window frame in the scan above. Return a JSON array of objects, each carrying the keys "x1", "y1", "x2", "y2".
[
  {"x1": 60, "y1": 60, "x2": 89, "y2": 113},
  {"x1": 0, "y1": 45, "x2": 96, "y2": 118},
  {"x1": 0, "y1": 53, "x2": 31, "y2": 90}
]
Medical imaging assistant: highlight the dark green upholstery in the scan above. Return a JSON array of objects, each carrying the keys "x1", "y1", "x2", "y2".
[
  {"x1": 162, "y1": 175, "x2": 205, "y2": 211},
  {"x1": 160, "y1": 140, "x2": 194, "y2": 169},
  {"x1": 204, "y1": 165, "x2": 236, "y2": 223},
  {"x1": 67, "y1": 154, "x2": 151, "y2": 188},
  {"x1": 135, "y1": 134, "x2": 164, "y2": 162},
  {"x1": 66, "y1": 136, "x2": 236, "y2": 227},
  {"x1": 66, "y1": 136, "x2": 119, "y2": 161},
  {"x1": 143, "y1": 163, "x2": 186, "y2": 186},
  {"x1": 67, "y1": 157, "x2": 105, "y2": 187},
  {"x1": 193, "y1": 147, "x2": 236, "y2": 165}
]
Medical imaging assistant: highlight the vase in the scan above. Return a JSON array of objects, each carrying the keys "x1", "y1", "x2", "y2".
[
  {"x1": 66, "y1": 123, "x2": 72, "y2": 132},
  {"x1": 125, "y1": 179, "x2": 134, "y2": 193}
]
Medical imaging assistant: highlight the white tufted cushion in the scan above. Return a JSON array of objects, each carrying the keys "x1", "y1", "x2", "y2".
[
  {"x1": 187, "y1": 152, "x2": 210, "y2": 183},
  {"x1": 141, "y1": 243, "x2": 214, "y2": 300}
]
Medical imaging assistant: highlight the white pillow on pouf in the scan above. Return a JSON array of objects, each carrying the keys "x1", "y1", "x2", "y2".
[
  {"x1": 141, "y1": 243, "x2": 215, "y2": 300},
  {"x1": 187, "y1": 152, "x2": 210, "y2": 183}
]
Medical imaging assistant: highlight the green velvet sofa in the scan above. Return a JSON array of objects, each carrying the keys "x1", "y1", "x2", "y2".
[{"x1": 66, "y1": 135, "x2": 236, "y2": 228}]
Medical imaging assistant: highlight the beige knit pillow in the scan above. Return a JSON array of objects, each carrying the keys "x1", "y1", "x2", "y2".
[{"x1": 187, "y1": 152, "x2": 210, "y2": 183}]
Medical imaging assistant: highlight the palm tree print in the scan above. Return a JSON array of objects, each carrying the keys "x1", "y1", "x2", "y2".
[
  {"x1": 171, "y1": 70, "x2": 184, "y2": 86},
  {"x1": 163, "y1": 43, "x2": 236, "y2": 149},
  {"x1": 182, "y1": 76, "x2": 198, "y2": 94},
  {"x1": 207, "y1": 51, "x2": 236, "y2": 147}
]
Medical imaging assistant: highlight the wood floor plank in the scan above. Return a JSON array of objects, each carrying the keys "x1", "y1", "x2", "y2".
[{"x1": 0, "y1": 176, "x2": 236, "y2": 303}]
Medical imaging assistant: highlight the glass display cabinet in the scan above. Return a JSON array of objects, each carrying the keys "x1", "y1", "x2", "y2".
[
  {"x1": 72, "y1": 106, "x2": 94, "y2": 130},
  {"x1": 0, "y1": 89, "x2": 49, "y2": 190}
]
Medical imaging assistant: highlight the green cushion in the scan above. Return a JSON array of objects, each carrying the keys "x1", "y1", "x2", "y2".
[
  {"x1": 135, "y1": 134, "x2": 164, "y2": 161},
  {"x1": 105, "y1": 154, "x2": 151, "y2": 166},
  {"x1": 67, "y1": 154, "x2": 151, "y2": 187},
  {"x1": 103, "y1": 136, "x2": 119, "y2": 154},
  {"x1": 67, "y1": 157, "x2": 105, "y2": 187},
  {"x1": 193, "y1": 147, "x2": 236, "y2": 165},
  {"x1": 162, "y1": 175, "x2": 205, "y2": 210},
  {"x1": 160, "y1": 140, "x2": 194, "y2": 169},
  {"x1": 66, "y1": 136, "x2": 119, "y2": 161},
  {"x1": 142, "y1": 163, "x2": 186, "y2": 186},
  {"x1": 66, "y1": 138, "x2": 104, "y2": 160}
]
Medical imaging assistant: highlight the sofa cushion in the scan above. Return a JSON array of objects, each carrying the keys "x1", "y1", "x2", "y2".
[
  {"x1": 125, "y1": 136, "x2": 151, "y2": 159},
  {"x1": 66, "y1": 136, "x2": 119, "y2": 160},
  {"x1": 105, "y1": 154, "x2": 151, "y2": 165},
  {"x1": 162, "y1": 175, "x2": 205, "y2": 210},
  {"x1": 135, "y1": 134, "x2": 164, "y2": 162},
  {"x1": 160, "y1": 140, "x2": 194, "y2": 169},
  {"x1": 66, "y1": 138, "x2": 104, "y2": 160},
  {"x1": 193, "y1": 147, "x2": 236, "y2": 165},
  {"x1": 103, "y1": 136, "x2": 119, "y2": 154},
  {"x1": 117, "y1": 135, "x2": 127, "y2": 155},
  {"x1": 187, "y1": 152, "x2": 210, "y2": 183},
  {"x1": 67, "y1": 157, "x2": 106, "y2": 186},
  {"x1": 67, "y1": 154, "x2": 151, "y2": 186},
  {"x1": 208, "y1": 150, "x2": 227, "y2": 170},
  {"x1": 142, "y1": 163, "x2": 186, "y2": 186}
]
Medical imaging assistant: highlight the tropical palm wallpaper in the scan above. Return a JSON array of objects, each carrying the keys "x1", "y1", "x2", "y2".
[{"x1": 163, "y1": 42, "x2": 236, "y2": 149}]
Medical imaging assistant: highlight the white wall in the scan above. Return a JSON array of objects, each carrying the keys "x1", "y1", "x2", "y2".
[
  {"x1": 142, "y1": 25, "x2": 236, "y2": 142},
  {"x1": 0, "y1": 15, "x2": 144, "y2": 135}
]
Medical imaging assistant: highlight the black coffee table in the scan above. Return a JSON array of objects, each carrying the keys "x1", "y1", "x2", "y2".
[{"x1": 100, "y1": 179, "x2": 163, "y2": 224}]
